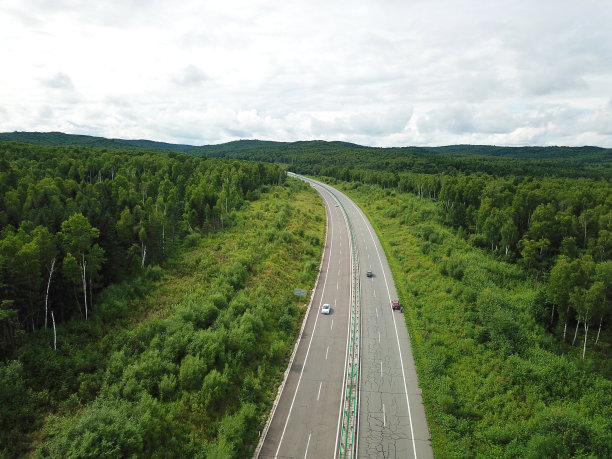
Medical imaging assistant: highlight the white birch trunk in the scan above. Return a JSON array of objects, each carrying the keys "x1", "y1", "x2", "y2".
[
  {"x1": 595, "y1": 315, "x2": 602, "y2": 346},
  {"x1": 44, "y1": 258, "x2": 56, "y2": 329},
  {"x1": 51, "y1": 310, "x2": 57, "y2": 350},
  {"x1": 572, "y1": 319, "x2": 580, "y2": 345},
  {"x1": 81, "y1": 255, "x2": 88, "y2": 320},
  {"x1": 141, "y1": 242, "x2": 147, "y2": 268},
  {"x1": 582, "y1": 322, "x2": 588, "y2": 359},
  {"x1": 550, "y1": 303, "x2": 555, "y2": 324},
  {"x1": 563, "y1": 304, "x2": 571, "y2": 340}
]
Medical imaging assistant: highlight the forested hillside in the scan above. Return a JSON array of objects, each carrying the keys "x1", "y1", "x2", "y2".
[
  {"x1": 0, "y1": 132, "x2": 196, "y2": 153},
  {"x1": 0, "y1": 141, "x2": 326, "y2": 457},
  {"x1": 0, "y1": 141, "x2": 283, "y2": 346},
  {"x1": 2, "y1": 132, "x2": 610, "y2": 179},
  {"x1": 196, "y1": 140, "x2": 612, "y2": 179}
]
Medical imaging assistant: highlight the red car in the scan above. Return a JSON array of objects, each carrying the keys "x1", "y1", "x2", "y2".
[{"x1": 391, "y1": 300, "x2": 402, "y2": 311}]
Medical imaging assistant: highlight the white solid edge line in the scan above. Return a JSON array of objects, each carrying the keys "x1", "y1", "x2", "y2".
[{"x1": 304, "y1": 433, "x2": 311, "y2": 459}]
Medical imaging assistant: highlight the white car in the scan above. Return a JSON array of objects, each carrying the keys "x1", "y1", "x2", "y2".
[{"x1": 321, "y1": 303, "x2": 331, "y2": 314}]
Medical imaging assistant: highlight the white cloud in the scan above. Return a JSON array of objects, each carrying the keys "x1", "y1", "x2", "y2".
[
  {"x1": 43, "y1": 72, "x2": 74, "y2": 90},
  {"x1": 0, "y1": 0, "x2": 611, "y2": 146},
  {"x1": 172, "y1": 65, "x2": 209, "y2": 87}
]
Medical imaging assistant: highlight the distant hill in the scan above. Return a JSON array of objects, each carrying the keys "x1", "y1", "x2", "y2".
[
  {"x1": 1, "y1": 131, "x2": 610, "y2": 179},
  {"x1": 0, "y1": 131, "x2": 196, "y2": 153},
  {"x1": 430, "y1": 144, "x2": 609, "y2": 161},
  {"x1": 195, "y1": 140, "x2": 612, "y2": 179}
]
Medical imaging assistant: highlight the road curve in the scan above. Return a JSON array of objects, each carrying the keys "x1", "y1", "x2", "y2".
[
  {"x1": 258, "y1": 178, "x2": 354, "y2": 458},
  {"x1": 257, "y1": 175, "x2": 433, "y2": 458}
]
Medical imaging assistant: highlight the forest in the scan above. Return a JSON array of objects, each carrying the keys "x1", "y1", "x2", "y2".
[
  {"x1": 1, "y1": 132, "x2": 611, "y2": 457},
  {"x1": 0, "y1": 140, "x2": 285, "y2": 344},
  {"x1": 0, "y1": 140, "x2": 325, "y2": 457},
  {"x1": 2, "y1": 132, "x2": 610, "y2": 179},
  {"x1": 196, "y1": 140, "x2": 612, "y2": 179}
]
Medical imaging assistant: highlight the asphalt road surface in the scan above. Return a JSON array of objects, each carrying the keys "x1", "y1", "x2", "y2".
[{"x1": 258, "y1": 175, "x2": 433, "y2": 458}]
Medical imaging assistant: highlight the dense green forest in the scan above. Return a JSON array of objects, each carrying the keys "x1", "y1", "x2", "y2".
[
  {"x1": 2, "y1": 132, "x2": 611, "y2": 179},
  {"x1": 0, "y1": 141, "x2": 325, "y2": 457},
  {"x1": 0, "y1": 132, "x2": 197, "y2": 153},
  {"x1": 337, "y1": 182, "x2": 611, "y2": 457},
  {"x1": 0, "y1": 141, "x2": 284, "y2": 345},
  {"x1": 194, "y1": 140, "x2": 612, "y2": 179},
  {"x1": 2, "y1": 131, "x2": 611, "y2": 457}
]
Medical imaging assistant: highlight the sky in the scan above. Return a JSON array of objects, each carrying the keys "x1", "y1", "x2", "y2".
[{"x1": 1, "y1": 0, "x2": 612, "y2": 147}]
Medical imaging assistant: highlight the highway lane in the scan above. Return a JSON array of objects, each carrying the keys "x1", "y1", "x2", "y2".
[
  {"x1": 258, "y1": 180, "x2": 354, "y2": 458},
  {"x1": 258, "y1": 175, "x2": 432, "y2": 458},
  {"x1": 331, "y1": 184, "x2": 434, "y2": 459}
]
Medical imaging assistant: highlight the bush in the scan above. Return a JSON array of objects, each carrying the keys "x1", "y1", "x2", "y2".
[
  {"x1": 201, "y1": 369, "x2": 230, "y2": 412},
  {"x1": 42, "y1": 399, "x2": 144, "y2": 458},
  {"x1": 183, "y1": 232, "x2": 201, "y2": 248},
  {"x1": 179, "y1": 354, "x2": 207, "y2": 391},
  {"x1": 0, "y1": 361, "x2": 36, "y2": 456},
  {"x1": 145, "y1": 265, "x2": 164, "y2": 281},
  {"x1": 158, "y1": 373, "x2": 177, "y2": 401}
]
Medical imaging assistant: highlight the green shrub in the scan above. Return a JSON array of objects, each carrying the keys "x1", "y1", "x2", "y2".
[
  {"x1": 158, "y1": 373, "x2": 177, "y2": 402},
  {"x1": 0, "y1": 361, "x2": 36, "y2": 456},
  {"x1": 201, "y1": 369, "x2": 230, "y2": 412},
  {"x1": 179, "y1": 354, "x2": 207, "y2": 391},
  {"x1": 183, "y1": 232, "x2": 201, "y2": 248},
  {"x1": 145, "y1": 264, "x2": 164, "y2": 281},
  {"x1": 42, "y1": 399, "x2": 144, "y2": 458}
]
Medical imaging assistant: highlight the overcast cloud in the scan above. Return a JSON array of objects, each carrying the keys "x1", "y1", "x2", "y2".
[{"x1": 1, "y1": 0, "x2": 611, "y2": 147}]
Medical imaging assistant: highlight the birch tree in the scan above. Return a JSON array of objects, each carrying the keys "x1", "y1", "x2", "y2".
[
  {"x1": 548, "y1": 256, "x2": 573, "y2": 338},
  {"x1": 32, "y1": 226, "x2": 57, "y2": 329},
  {"x1": 594, "y1": 261, "x2": 612, "y2": 346},
  {"x1": 59, "y1": 213, "x2": 102, "y2": 320},
  {"x1": 580, "y1": 282, "x2": 605, "y2": 358}
]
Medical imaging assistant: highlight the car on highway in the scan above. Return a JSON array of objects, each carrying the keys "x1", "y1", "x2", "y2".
[
  {"x1": 366, "y1": 270, "x2": 373, "y2": 277},
  {"x1": 321, "y1": 303, "x2": 331, "y2": 314},
  {"x1": 391, "y1": 300, "x2": 402, "y2": 311}
]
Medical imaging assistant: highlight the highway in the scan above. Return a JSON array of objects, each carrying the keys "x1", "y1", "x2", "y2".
[
  {"x1": 257, "y1": 175, "x2": 432, "y2": 458},
  {"x1": 258, "y1": 179, "x2": 353, "y2": 458}
]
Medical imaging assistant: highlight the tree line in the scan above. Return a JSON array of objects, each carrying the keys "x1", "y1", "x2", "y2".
[
  {"x1": 322, "y1": 167, "x2": 612, "y2": 358},
  {"x1": 3, "y1": 133, "x2": 610, "y2": 179},
  {"x1": 0, "y1": 141, "x2": 285, "y2": 358}
]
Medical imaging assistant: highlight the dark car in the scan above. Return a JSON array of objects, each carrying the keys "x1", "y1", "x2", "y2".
[{"x1": 366, "y1": 270, "x2": 373, "y2": 278}]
